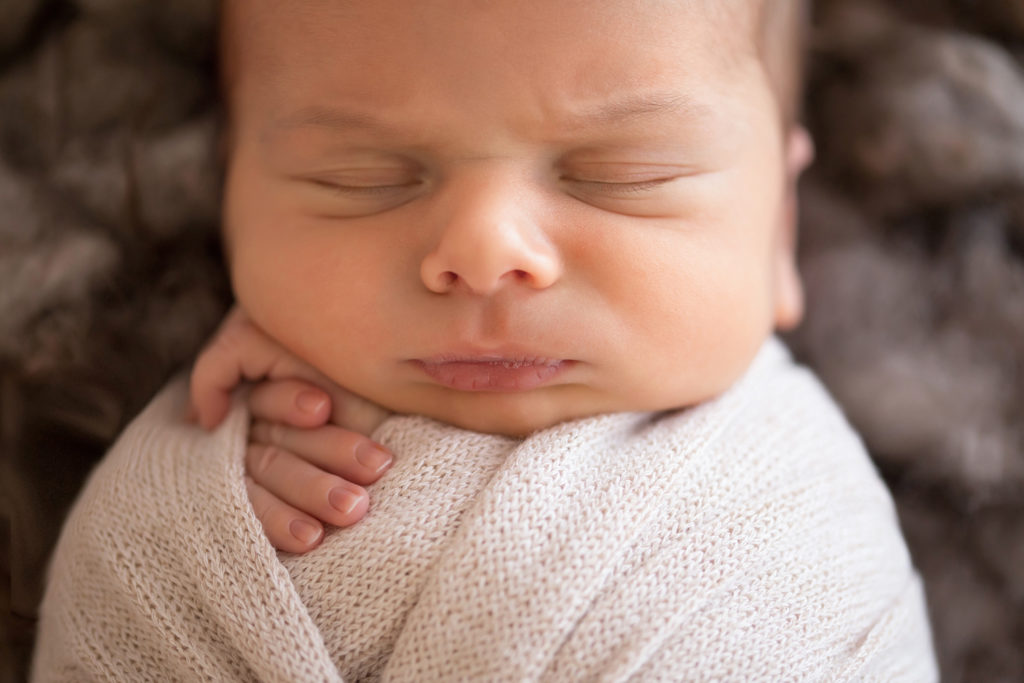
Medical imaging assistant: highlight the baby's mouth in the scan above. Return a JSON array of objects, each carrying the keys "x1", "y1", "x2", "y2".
[{"x1": 412, "y1": 356, "x2": 573, "y2": 392}]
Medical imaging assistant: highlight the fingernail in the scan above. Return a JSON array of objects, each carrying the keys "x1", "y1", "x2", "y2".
[
  {"x1": 289, "y1": 519, "x2": 322, "y2": 546},
  {"x1": 356, "y1": 441, "x2": 393, "y2": 474},
  {"x1": 296, "y1": 390, "x2": 327, "y2": 415},
  {"x1": 329, "y1": 486, "x2": 363, "y2": 515}
]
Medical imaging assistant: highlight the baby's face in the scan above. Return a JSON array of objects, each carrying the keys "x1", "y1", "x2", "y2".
[{"x1": 223, "y1": 0, "x2": 808, "y2": 435}]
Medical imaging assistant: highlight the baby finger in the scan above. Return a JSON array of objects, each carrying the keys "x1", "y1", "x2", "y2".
[
  {"x1": 245, "y1": 475, "x2": 324, "y2": 553},
  {"x1": 250, "y1": 420, "x2": 393, "y2": 486},
  {"x1": 248, "y1": 379, "x2": 332, "y2": 428},
  {"x1": 245, "y1": 442, "x2": 370, "y2": 528}
]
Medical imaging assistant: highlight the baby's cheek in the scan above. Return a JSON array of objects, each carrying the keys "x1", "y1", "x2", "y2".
[{"x1": 641, "y1": 265, "x2": 774, "y2": 408}]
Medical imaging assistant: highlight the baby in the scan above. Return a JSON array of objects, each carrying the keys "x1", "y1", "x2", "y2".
[{"x1": 34, "y1": 1, "x2": 938, "y2": 680}]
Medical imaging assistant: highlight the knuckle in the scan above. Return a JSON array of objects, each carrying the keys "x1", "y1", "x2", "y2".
[
  {"x1": 252, "y1": 444, "x2": 283, "y2": 479},
  {"x1": 211, "y1": 317, "x2": 258, "y2": 363},
  {"x1": 254, "y1": 500, "x2": 275, "y2": 526},
  {"x1": 210, "y1": 326, "x2": 239, "y2": 356}
]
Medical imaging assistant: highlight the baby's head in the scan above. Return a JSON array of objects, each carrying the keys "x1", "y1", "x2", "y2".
[{"x1": 219, "y1": 0, "x2": 813, "y2": 435}]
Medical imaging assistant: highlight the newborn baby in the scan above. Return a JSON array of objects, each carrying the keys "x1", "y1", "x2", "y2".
[{"x1": 34, "y1": 1, "x2": 937, "y2": 680}]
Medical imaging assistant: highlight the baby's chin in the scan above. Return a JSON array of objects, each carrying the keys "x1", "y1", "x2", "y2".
[
  {"x1": 384, "y1": 385, "x2": 649, "y2": 438},
  {"x1": 427, "y1": 407, "x2": 580, "y2": 438}
]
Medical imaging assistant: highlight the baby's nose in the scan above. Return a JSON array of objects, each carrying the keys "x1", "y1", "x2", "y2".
[{"x1": 419, "y1": 180, "x2": 562, "y2": 295}]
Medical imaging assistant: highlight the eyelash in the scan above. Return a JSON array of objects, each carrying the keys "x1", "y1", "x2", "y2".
[
  {"x1": 314, "y1": 180, "x2": 421, "y2": 197},
  {"x1": 565, "y1": 177, "x2": 677, "y2": 196}
]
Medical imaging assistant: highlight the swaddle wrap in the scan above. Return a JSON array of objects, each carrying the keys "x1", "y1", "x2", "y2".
[{"x1": 33, "y1": 339, "x2": 937, "y2": 681}]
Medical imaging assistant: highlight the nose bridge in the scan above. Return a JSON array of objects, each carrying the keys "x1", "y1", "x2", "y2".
[{"x1": 420, "y1": 167, "x2": 561, "y2": 295}]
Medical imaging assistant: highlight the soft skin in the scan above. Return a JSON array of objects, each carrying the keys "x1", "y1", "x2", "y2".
[{"x1": 222, "y1": 0, "x2": 811, "y2": 436}]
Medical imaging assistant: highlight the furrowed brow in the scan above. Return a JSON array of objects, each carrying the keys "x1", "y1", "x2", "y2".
[
  {"x1": 273, "y1": 93, "x2": 708, "y2": 136},
  {"x1": 563, "y1": 92, "x2": 712, "y2": 128},
  {"x1": 271, "y1": 106, "x2": 401, "y2": 136}
]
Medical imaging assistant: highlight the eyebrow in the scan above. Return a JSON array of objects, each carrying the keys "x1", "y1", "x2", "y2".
[{"x1": 272, "y1": 92, "x2": 710, "y2": 136}]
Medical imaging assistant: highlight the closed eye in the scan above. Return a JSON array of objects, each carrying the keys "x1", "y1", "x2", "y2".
[
  {"x1": 563, "y1": 176, "x2": 679, "y2": 196},
  {"x1": 310, "y1": 179, "x2": 423, "y2": 197}
]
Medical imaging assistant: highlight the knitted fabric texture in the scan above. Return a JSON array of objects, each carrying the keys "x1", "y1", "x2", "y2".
[{"x1": 33, "y1": 339, "x2": 937, "y2": 682}]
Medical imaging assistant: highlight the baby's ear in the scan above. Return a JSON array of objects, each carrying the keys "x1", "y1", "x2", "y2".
[
  {"x1": 786, "y1": 125, "x2": 815, "y2": 182},
  {"x1": 773, "y1": 126, "x2": 815, "y2": 331}
]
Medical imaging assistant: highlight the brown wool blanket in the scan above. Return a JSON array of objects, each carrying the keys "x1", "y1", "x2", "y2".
[{"x1": 3, "y1": 1, "x2": 1024, "y2": 680}]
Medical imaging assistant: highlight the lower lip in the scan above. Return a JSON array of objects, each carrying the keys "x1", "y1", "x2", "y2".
[{"x1": 413, "y1": 358, "x2": 573, "y2": 392}]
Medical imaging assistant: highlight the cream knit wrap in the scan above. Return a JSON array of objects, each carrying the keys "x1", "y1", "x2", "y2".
[{"x1": 33, "y1": 339, "x2": 937, "y2": 681}]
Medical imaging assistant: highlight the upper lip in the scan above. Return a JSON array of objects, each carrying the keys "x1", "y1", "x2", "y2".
[
  {"x1": 415, "y1": 354, "x2": 565, "y2": 366},
  {"x1": 413, "y1": 343, "x2": 571, "y2": 364}
]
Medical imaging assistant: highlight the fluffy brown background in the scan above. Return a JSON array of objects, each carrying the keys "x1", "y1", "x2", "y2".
[{"x1": 1, "y1": 1, "x2": 1022, "y2": 681}]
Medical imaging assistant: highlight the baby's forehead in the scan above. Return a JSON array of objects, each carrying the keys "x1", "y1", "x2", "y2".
[
  {"x1": 219, "y1": 0, "x2": 772, "y2": 124},
  {"x1": 220, "y1": 1, "x2": 763, "y2": 68}
]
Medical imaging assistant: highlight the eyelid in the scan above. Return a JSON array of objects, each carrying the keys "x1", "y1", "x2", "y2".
[
  {"x1": 562, "y1": 176, "x2": 680, "y2": 196},
  {"x1": 302, "y1": 174, "x2": 425, "y2": 200},
  {"x1": 310, "y1": 177, "x2": 421, "y2": 191},
  {"x1": 558, "y1": 159, "x2": 697, "y2": 181},
  {"x1": 299, "y1": 160, "x2": 423, "y2": 182}
]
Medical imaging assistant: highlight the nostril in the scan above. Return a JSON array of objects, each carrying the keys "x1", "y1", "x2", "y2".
[
  {"x1": 513, "y1": 269, "x2": 528, "y2": 281},
  {"x1": 441, "y1": 272, "x2": 458, "y2": 288}
]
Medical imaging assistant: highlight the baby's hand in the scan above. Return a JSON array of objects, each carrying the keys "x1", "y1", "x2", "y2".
[{"x1": 189, "y1": 306, "x2": 393, "y2": 553}]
